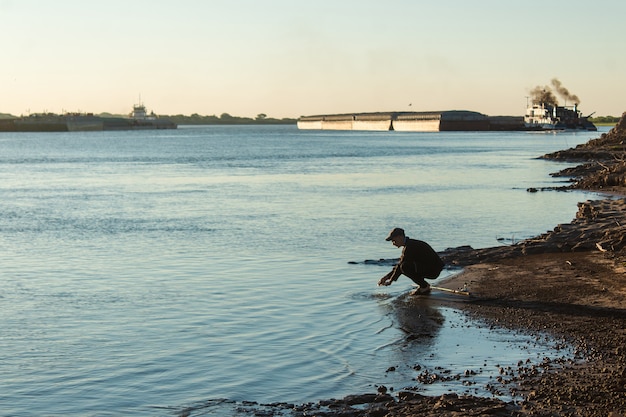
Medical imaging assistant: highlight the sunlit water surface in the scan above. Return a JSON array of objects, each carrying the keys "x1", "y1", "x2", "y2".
[{"x1": 0, "y1": 126, "x2": 608, "y2": 416}]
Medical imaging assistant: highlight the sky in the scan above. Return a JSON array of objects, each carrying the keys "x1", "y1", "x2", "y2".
[{"x1": 1, "y1": 0, "x2": 625, "y2": 118}]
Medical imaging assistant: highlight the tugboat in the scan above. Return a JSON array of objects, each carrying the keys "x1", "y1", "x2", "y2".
[
  {"x1": 524, "y1": 79, "x2": 597, "y2": 131},
  {"x1": 524, "y1": 103, "x2": 558, "y2": 130},
  {"x1": 126, "y1": 101, "x2": 177, "y2": 130},
  {"x1": 524, "y1": 102, "x2": 596, "y2": 131},
  {"x1": 0, "y1": 102, "x2": 177, "y2": 131},
  {"x1": 100, "y1": 101, "x2": 177, "y2": 130}
]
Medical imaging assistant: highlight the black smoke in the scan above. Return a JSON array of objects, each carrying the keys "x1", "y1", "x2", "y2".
[
  {"x1": 550, "y1": 78, "x2": 580, "y2": 105},
  {"x1": 529, "y1": 78, "x2": 581, "y2": 106}
]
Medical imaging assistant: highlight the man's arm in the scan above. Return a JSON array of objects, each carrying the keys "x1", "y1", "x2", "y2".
[
  {"x1": 378, "y1": 244, "x2": 407, "y2": 286},
  {"x1": 378, "y1": 265, "x2": 401, "y2": 286}
]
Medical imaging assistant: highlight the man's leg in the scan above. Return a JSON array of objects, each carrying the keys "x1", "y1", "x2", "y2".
[
  {"x1": 408, "y1": 275, "x2": 431, "y2": 295},
  {"x1": 403, "y1": 273, "x2": 431, "y2": 295},
  {"x1": 406, "y1": 274, "x2": 429, "y2": 288},
  {"x1": 400, "y1": 264, "x2": 430, "y2": 288}
]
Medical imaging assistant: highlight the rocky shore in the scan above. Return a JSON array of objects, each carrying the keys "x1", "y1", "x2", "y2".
[{"x1": 233, "y1": 116, "x2": 626, "y2": 417}]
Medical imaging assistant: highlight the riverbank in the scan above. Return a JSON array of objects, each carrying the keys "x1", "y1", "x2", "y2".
[
  {"x1": 250, "y1": 114, "x2": 626, "y2": 416},
  {"x1": 384, "y1": 113, "x2": 626, "y2": 416}
]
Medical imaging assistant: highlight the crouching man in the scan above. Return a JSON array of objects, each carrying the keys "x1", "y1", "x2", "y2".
[{"x1": 378, "y1": 228, "x2": 444, "y2": 295}]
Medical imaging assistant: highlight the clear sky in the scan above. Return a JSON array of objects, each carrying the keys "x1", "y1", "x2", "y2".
[{"x1": 2, "y1": 0, "x2": 624, "y2": 118}]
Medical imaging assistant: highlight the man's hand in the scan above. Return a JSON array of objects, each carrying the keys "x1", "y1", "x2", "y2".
[{"x1": 378, "y1": 272, "x2": 393, "y2": 286}]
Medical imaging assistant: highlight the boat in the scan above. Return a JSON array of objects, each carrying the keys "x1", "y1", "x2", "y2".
[
  {"x1": 524, "y1": 103, "x2": 557, "y2": 130},
  {"x1": 0, "y1": 103, "x2": 177, "y2": 132},
  {"x1": 297, "y1": 110, "x2": 494, "y2": 132},
  {"x1": 524, "y1": 102, "x2": 597, "y2": 131},
  {"x1": 108, "y1": 102, "x2": 177, "y2": 130},
  {"x1": 298, "y1": 79, "x2": 597, "y2": 132}
]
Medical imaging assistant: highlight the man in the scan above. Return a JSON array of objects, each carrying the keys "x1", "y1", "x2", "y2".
[{"x1": 377, "y1": 227, "x2": 444, "y2": 294}]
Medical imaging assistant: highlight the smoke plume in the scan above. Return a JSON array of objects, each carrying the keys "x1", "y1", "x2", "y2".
[
  {"x1": 529, "y1": 85, "x2": 558, "y2": 106},
  {"x1": 529, "y1": 78, "x2": 581, "y2": 106},
  {"x1": 551, "y1": 78, "x2": 580, "y2": 105}
]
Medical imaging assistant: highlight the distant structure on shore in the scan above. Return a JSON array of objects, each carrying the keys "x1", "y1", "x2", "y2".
[
  {"x1": 298, "y1": 108, "x2": 596, "y2": 132},
  {"x1": 0, "y1": 102, "x2": 177, "y2": 132}
]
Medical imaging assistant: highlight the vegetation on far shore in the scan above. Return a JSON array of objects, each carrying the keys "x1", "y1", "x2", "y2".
[
  {"x1": 0, "y1": 111, "x2": 297, "y2": 125},
  {"x1": 588, "y1": 115, "x2": 621, "y2": 126},
  {"x1": 165, "y1": 113, "x2": 297, "y2": 125}
]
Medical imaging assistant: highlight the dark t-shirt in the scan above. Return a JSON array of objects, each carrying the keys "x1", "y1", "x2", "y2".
[{"x1": 393, "y1": 237, "x2": 444, "y2": 279}]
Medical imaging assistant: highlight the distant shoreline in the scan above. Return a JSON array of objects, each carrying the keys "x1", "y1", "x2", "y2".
[
  {"x1": 2, "y1": 113, "x2": 619, "y2": 127},
  {"x1": 0, "y1": 112, "x2": 297, "y2": 126}
]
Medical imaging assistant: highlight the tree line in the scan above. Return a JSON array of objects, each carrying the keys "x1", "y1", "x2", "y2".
[
  {"x1": 164, "y1": 113, "x2": 297, "y2": 125},
  {"x1": 589, "y1": 115, "x2": 621, "y2": 125},
  {"x1": 0, "y1": 111, "x2": 297, "y2": 125}
]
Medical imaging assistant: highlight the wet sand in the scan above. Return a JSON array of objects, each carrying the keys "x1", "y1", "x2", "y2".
[{"x1": 239, "y1": 117, "x2": 626, "y2": 416}]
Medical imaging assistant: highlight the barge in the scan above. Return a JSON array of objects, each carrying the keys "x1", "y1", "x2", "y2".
[
  {"x1": 297, "y1": 106, "x2": 596, "y2": 132},
  {"x1": 297, "y1": 110, "x2": 521, "y2": 132},
  {"x1": 0, "y1": 103, "x2": 176, "y2": 132},
  {"x1": 298, "y1": 81, "x2": 596, "y2": 132}
]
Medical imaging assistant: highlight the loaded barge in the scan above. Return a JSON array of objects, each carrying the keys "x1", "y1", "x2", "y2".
[
  {"x1": 298, "y1": 107, "x2": 596, "y2": 132},
  {"x1": 0, "y1": 103, "x2": 176, "y2": 132},
  {"x1": 298, "y1": 110, "x2": 494, "y2": 132}
]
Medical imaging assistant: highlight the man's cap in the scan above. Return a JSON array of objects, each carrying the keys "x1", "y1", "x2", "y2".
[{"x1": 385, "y1": 227, "x2": 404, "y2": 241}]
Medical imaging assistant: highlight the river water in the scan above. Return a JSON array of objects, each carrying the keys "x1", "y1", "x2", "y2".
[{"x1": 0, "y1": 125, "x2": 608, "y2": 416}]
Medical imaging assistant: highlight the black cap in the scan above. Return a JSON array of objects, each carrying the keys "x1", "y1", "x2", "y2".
[{"x1": 385, "y1": 227, "x2": 404, "y2": 241}]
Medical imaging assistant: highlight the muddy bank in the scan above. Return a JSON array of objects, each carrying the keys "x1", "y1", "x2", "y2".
[
  {"x1": 440, "y1": 196, "x2": 626, "y2": 267},
  {"x1": 545, "y1": 111, "x2": 626, "y2": 193},
  {"x1": 454, "y1": 251, "x2": 626, "y2": 417}
]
